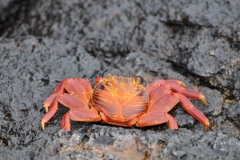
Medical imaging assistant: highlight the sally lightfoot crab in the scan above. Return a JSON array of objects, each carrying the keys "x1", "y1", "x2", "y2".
[{"x1": 41, "y1": 74, "x2": 210, "y2": 131}]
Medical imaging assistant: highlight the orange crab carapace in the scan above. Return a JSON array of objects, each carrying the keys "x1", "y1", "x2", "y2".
[{"x1": 41, "y1": 74, "x2": 210, "y2": 131}]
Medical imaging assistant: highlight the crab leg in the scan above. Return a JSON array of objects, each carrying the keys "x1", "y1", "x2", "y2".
[
  {"x1": 64, "y1": 78, "x2": 92, "y2": 103},
  {"x1": 43, "y1": 94, "x2": 59, "y2": 112},
  {"x1": 59, "y1": 94, "x2": 101, "y2": 131},
  {"x1": 136, "y1": 91, "x2": 179, "y2": 129},
  {"x1": 136, "y1": 112, "x2": 178, "y2": 129},
  {"x1": 41, "y1": 78, "x2": 93, "y2": 130},
  {"x1": 175, "y1": 93, "x2": 210, "y2": 131},
  {"x1": 43, "y1": 79, "x2": 68, "y2": 112},
  {"x1": 41, "y1": 79, "x2": 70, "y2": 130},
  {"x1": 41, "y1": 97, "x2": 59, "y2": 130},
  {"x1": 147, "y1": 88, "x2": 179, "y2": 113},
  {"x1": 61, "y1": 109, "x2": 101, "y2": 131},
  {"x1": 149, "y1": 79, "x2": 208, "y2": 106},
  {"x1": 43, "y1": 78, "x2": 92, "y2": 111},
  {"x1": 146, "y1": 80, "x2": 209, "y2": 130},
  {"x1": 165, "y1": 80, "x2": 208, "y2": 106}
]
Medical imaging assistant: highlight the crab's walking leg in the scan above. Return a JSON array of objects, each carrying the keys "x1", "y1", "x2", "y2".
[
  {"x1": 146, "y1": 81, "x2": 209, "y2": 130},
  {"x1": 175, "y1": 93, "x2": 210, "y2": 131},
  {"x1": 136, "y1": 92, "x2": 180, "y2": 129},
  {"x1": 58, "y1": 94, "x2": 101, "y2": 131},
  {"x1": 43, "y1": 78, "x2": 92, "y2": 111},
  {"x1": 136, "y1": 112, "x2": 178, "y2": 129},
  {"x1": 150, "y1": 79, "x2": 208, "y2": 106},
  {"x1": 41, "y1": 97, "x2": 59, "y2": 130},
  {"x1": 43, "y1": 80, "x2": 67, "y2": 112},
  {"x1": 41, "y1": 78, "x2": 93, "y2": 130},
  {"x1": 165, "y1": 80, "x2": 208, "y2": 106},
  {"x1": 61, "y1": 109, "x2": 101, "y2": 131},
  {"x1": 164, "y1": 80, "x2": 210, "y2": 130}
]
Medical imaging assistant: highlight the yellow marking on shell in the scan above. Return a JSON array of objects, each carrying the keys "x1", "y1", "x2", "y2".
[
  {"x1": 104, "y1": 74, "x2": 142, "y2": 98},
  {"x1": 93, "y1": 74, "x2": 148, "y2": 110}
]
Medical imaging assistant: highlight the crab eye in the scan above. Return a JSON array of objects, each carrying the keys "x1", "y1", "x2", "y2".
[
  {"x1": 117, "y1": 77, "x2": 123, "y2": 82},
  {"x1": 134, "y1": 77, "x2": 141, "y2": 84}
]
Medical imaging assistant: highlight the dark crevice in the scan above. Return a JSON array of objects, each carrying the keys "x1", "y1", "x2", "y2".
[
  {"x1": 168, "y1": 60, "x2": 237, "y2": 100},
  {"x1": 161, "y1": 18, "x2": 213, "y2": 30},
  {"x1": 0, "y1": 0, "x2": 37, "y2": 37},
  {"x1": 86, "y1": 48, "x2": 130, "y2": 59}
]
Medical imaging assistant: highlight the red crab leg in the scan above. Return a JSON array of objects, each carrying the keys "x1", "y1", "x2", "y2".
[
  {"x1": 147, "y1": 85, "x2": 171, "y2": 107},
  {"x1": 136, "y1": 90, "x2": 179, "y2": 129},
  {"x1": 136, "y1": 112, "x2": 178, "y2": 129},
  {"x1": 43, "y1": 79, "x2": 69, "y2": 112},
  {"x1": 58, "y1": 94, "x2": 101, "y2": 131},
  {"x1": 149, "y1": 93, "x2": 180, "y2": 113},
  {"x1": 75, "y1": 78, "x2": 93, "y2": 98},
  {"x1": 41, "y1": 79, "x2": 71, "y2": 130},
  {"x1": 43, "y1": 93, "x2": 58, "y2": 112},
  {"x1": 175, "y1": 93, "x2": 210, "y2": 131},
  {"x1": 146, "y1": 81, "x2": 209, "y2": 130},
  {"x1": 167, "y1": 114, "x2": 178, "y2": 129},
  {"x1": 165, "y1": 80, "x2": 208, "y2": 106},
  {"x1": 41, "y1": 78, "x2": 93, "y2": 130},
  {"x1": 64, "y1": 78, "x2": 91, "y2": 103},
  {"x1": 43, "y1": 78, "x2": 92, "y2": 111},
  {"x1": 41, "y1": 97, "x2": 59, "y2": 130},
  {"x1": 147, "y1": 85, "x2": 179, "y2": 112}
]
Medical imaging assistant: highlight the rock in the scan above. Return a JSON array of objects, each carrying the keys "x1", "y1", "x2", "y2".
[{"x1": 0, "y1": 0, "x2": 239, "y2": 159}]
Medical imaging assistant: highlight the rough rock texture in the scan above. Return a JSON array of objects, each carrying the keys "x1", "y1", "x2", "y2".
[{"x1": 0, "y1": 0, "x2": 239, "y2": 159}]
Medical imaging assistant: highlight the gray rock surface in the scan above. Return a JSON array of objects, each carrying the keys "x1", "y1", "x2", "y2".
[{"x1": 0, "y1": 0, "x2": 239, "y2": 159}]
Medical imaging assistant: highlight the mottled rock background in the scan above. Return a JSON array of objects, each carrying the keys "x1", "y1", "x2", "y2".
[{"x1": 0, "y1": 0, "x2": 240, "y2": 159}]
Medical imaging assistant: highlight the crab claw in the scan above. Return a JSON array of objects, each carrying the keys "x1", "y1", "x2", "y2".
[
  {"x1": 41, "y1": 98, "x2": 59, "y2": 130},
  {"x1": 204, "y1": 122, "x2": 210, "y2": 131},
  {"x1": 41, "y1": 121, "x2": 46, "y2": 130},
  {"x1": 178, "y1": 80, "x2": 187, "y2": 87},
  {"x1": 43, "y1": 93, "x2": 58, "y2": 112},
  {"x1": 43, "y1": 106, "x2": 48, "y2": 113},
  {"x1": 200, "y1": 95, "x2": 208, "y2": 107}
]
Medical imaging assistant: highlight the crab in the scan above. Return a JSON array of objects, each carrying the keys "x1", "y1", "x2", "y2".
[{"x1": 41, "y1": 74, "x2": 210, "y2": 131}]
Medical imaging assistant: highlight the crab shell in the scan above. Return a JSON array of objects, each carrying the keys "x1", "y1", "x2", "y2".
[
  {"x1": 91, "y1": 75, "x2": 148, "y2": 126},
  {"x1": 41, "y1": 74, "x2": 209, "y2": 131}
]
